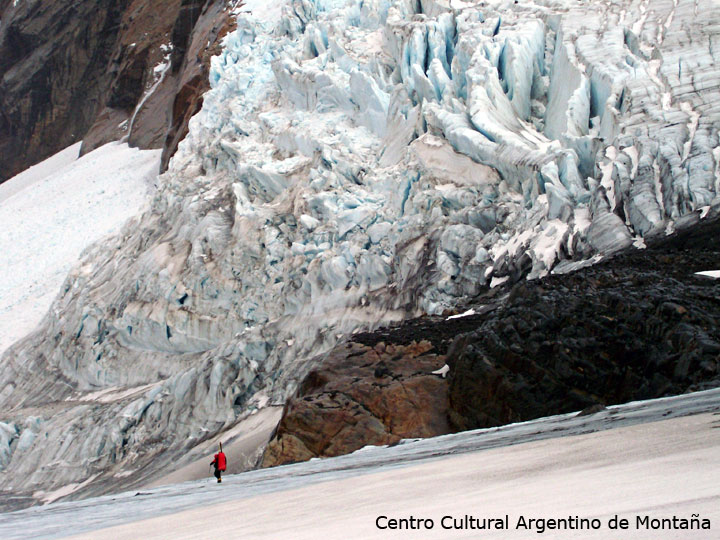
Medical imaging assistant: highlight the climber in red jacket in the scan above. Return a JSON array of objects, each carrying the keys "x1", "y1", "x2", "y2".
[{"x1": 210, "y1": 442, "x2": 227, "y2": 483}]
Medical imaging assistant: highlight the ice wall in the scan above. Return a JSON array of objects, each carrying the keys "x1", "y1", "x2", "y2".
[{"x1": 1, "y1": 0, "x2": 719, "y2": 506}]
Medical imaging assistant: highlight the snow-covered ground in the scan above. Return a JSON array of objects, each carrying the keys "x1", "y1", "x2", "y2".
[
  {"x1": 0, "y1": 142, "x2": 161, "y2": 355},
  {"x1": 1, "y1": 388, "x2": 718, "y2": 540}
]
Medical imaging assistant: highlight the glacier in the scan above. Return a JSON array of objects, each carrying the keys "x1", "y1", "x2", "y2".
[{"x1": 1, "y1": 0, "x2": 719, "y2": 506}]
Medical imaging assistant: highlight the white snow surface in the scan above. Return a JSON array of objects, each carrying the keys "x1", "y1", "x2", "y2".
[
  {"x1": 695, "y1": 270, "x2": 720, "y2": 279},
  {"x1": 446, "y1": 308, "x2": 476, "y2": 320},
  {"x1": 0, "y1": 143, "x2": 161, "y2": 355},
  {"x1": 0, "y1": 143, "x2": 81, "y2": 205},
  {"x1": 0, "y1": 388, "x2": 718, "y2": 539}
]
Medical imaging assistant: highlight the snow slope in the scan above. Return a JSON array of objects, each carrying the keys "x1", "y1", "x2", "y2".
[
  {"x1": 0, "y1": 143, "x2": 81, "y2": 205},
  {"x1": 75, "y1": 414, "x2": 720, "y2": 540},
  {"x1": 0, "y1": 388, "x2": 718, "y2": 539},
  {"x1": 0, "y1": 142, "x2": 161, "y2": 355}
]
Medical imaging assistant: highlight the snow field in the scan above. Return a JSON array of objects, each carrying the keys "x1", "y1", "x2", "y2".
[
  {"x1": 0, "y1": 142, "x2": 161, "y2": 355},
  {"x1": 1, "y1": 387, "x2": 718, "y2": 540},
  {"x1": 63, "y1": 412, "x2": 720, "y2": 540}
]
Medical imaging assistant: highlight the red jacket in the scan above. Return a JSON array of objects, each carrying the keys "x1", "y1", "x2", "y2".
[{"x1": 211, "y1": 452, "x2": 227, "y2": 471}]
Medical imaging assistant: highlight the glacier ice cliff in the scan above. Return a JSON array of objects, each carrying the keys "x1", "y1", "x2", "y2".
[{"x1": 1, "y1": 0, "x2": 719, "y2": 507}]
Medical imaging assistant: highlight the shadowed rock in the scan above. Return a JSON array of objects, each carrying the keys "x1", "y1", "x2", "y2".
[
  {"x1": 448, "y1": 217, "x2": 720, "y2": 430},
  {"x1": 264, "y1": 217, "x2": 720, "y2": 466},
  {"x1": 0, "y1": 0, "x2": 234, "y2": 182}
]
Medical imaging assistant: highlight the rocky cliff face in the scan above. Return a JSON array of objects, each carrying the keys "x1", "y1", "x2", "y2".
[
  {"x1": 0, "y1": 0, "x2": 126, "y2": 180},
  {"x1": 1, "y1": 0, "x2": 720, "y2": 510},
  {"x1": 160, "y1": 0, "x2": 238, "y2": 172},
  {"x1": 0, "y1": 0, "x2": 235, "y2": 182}
]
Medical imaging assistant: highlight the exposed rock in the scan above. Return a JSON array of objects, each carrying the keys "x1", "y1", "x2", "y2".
[
  {"x1": 83, "y1": 0, "x2": 236, "y2": 157},
  {"x1": 80, "y1": 0, "x2": 187, "y2": 154},
  {"x1": 577, "y1": 404, "x2": 607, "y2": 417},
  {"x1": 160, "y1": 0, "x2": 237, "y2": 172},
  {"x1": 262, "y1": 340, "x2": 452, "y2": 467},
  {"x1": 0, "y1": 0, "x2": 235, "y2": 182},
  {"x1": 264, "y1": 216, "x2": 720, "y2": 468},
  {"x1": 448, "y1": 216, "x2": 720, "y2": 431},
  {"x1": 0, "y1": 0, "x2": 127, "y2": 181},
  {"x1": 80, "y1": 109, "x2": 132, "y2": 156}
]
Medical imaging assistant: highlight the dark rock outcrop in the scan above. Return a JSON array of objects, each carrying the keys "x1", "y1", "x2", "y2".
[
  {"x1": 448, "y1": 217, "x2": 720, "y2": 431},
  {"x1": 262, "y1": 340, "x2": 454, "y2": 467},
  {"x1": 0, "y1": 0, "x2": 127, "y2": 181},
  {"x1": 82, "y1": 0, "x2": 236, "y2": 160},
  {"x1": 79, "y1": 0, "x2": 187, "y2": 154},
  {"x1": 159, "y1": 0, "x2": 236, "y2": 172},
  {"x1": 0, "y1": 0, "x2": 235, "y2": 183}
]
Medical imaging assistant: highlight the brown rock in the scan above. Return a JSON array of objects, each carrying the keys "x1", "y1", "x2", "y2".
[
  {"x1": 81, "y1": 0, "x2": 186, "y2": 155},
  {"x1": 447, "y1": 216, "x2": 720, "y2": 431},
  {"x1": 81, "y1": 108, "x2": 131, "y2": 155},
  {"x1": 0, "y1": 0, "x2": 128, "y2": 181},
  {"x1": 261, "y1": 340, "x2": 454, "y2": 468},
  {"x1": 160, "y1": 0, "x2": 236, "y2": 172},
  {"x1": 261, "y1": 433, "x2": 315, "y2": 467}
]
